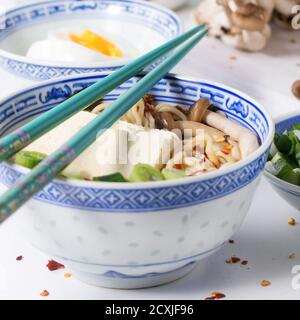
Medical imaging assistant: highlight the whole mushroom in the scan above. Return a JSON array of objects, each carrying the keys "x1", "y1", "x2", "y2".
[{"x1": 195, "y1": 0, "x2": 275, "y2": 51}]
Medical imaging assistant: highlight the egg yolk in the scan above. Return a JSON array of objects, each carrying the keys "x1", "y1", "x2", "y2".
[{"x1": 69, "y1": 30, "x2": 123, "y2": 58}]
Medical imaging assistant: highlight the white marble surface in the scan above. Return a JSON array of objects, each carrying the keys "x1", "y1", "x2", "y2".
[{"x1": 0, "y1": 0, "x2": 300, "y2": 300}]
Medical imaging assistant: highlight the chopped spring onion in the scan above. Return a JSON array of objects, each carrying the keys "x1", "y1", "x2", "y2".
[
  {"x1": 293, "y1": 124, "x2": 300, "y2": 131},
  {"x1": 129, "y1": 163, "x2": 164, "y2": 182},
  {"x1": 93, "y1": 173, "x2": 127, "y2": 182},
  {"x1": 274, "y1": 134, "x2": 292, "y2": 154},
  {"x1": 14, "y1": 151, "x2": 47, "y2": 169},
  {"x1": 271, "y1": 152, "x2": 294, "y2": 178},
  {"x1": 281, "y1": 168, "x2": 300, "y2": 185},
  {"x1": 162, "y1": 168, "x2": 186, "y2": 180},
  {"x1": 267, "y1": 125, "x2": 300, "y2": 186},
  {"x1": 61, "y1": 174, "x2": 84, "y2": 180}
]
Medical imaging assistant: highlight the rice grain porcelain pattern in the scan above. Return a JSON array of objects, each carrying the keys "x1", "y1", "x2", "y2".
[
  {"x1": 264, "y1": 111, "x2": 300, "y2": 210},
  {"x1": 0, "y1": 73, "x2": 274, "y2": 288},
  {"x1": 0, "y1": 0, "x2": 182, "y2": 80}
]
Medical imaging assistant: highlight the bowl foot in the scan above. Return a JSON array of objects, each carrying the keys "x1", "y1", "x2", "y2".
[{"x1": 72, "y1": 262, "x2": 196, "y2": 289}]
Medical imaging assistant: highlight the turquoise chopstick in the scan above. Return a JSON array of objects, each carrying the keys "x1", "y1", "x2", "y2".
[
  {"x1": 0, "y1": 24, "x2": 205, "y2": 163},
  {"x1": 0, "y1": 28, "x2": 208, "y2": 219}
]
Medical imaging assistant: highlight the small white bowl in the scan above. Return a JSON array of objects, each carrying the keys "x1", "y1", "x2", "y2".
[
  {"x1": 0, "y1": 0, "x2": 182, "y2": 80},
  {"x1": 0, "y1": 73, "x2": 274, "y2": 289}
]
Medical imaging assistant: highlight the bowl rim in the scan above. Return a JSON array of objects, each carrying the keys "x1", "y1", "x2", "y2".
[
  {"x1": 264, "y1": 110, "x2": 300, "y2": 193},
  {"x1": 0, "y1": 0, "x2": 183, "y2": 68},
  {"x1": 264, "y1": 169, "x2": 300, "y2": 194},
  {"x1": 0, "y1": 72, "x2": 275, "y2": 190}
]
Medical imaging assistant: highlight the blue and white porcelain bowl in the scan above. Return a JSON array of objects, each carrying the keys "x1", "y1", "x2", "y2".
[
  {"x1": 0, "y1": 73, "x2": 274, "y2": 289},
  {"x1": 0, "y1": 0, "x2": 182, "y2": 81},
  {"x1": 265, "y1": 111, "x2": 300, "y2": 210}
]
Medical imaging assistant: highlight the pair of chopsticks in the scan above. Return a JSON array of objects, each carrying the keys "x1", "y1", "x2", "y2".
[{"x1": 0, "y1": 24, "x2": 208, "y2": 220}]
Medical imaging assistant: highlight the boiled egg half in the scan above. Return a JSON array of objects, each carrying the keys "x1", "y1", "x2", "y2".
[{"x1": 26, "y1": 28, "x2": 139, "y2": 63}]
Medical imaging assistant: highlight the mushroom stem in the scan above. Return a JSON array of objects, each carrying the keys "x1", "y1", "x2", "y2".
[{"x1": 188, "y1": 98, "x2": 211, "y2": 122}]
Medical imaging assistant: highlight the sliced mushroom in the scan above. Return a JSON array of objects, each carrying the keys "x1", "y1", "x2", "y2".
[
  {"x1": 292, "y1": 80, "x2": 300, "y2": 100},
  {"x1": 188, "y1": 98, "x2": 211, "y2": 122},
  {"x1": 195, "y1": 0, "x2": 274, "y2": 52},
  {"x1": 155, "y1": 112, "x2": 176, "y2": 130},
  {"x1": 202, "y1": 110, "x2": 259, "y2": 159}
]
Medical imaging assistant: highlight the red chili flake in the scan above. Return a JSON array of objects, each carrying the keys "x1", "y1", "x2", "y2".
[
  {"x1": 241, "y1": 260, "x2": 248, "y2": 266},
  {"x1": 47, "y1": 260, "x2": 65, "y2": 271},
  {"x1": 16, "y1": 256, "x2": 23, "y2": 261},
  {"x1": 260, "y1": 280, "x2": 271, "y2": 287},
  {"x1": 205, "y1": 296, "x2": 215, "y2": 300},
  {"x1": 205, "y1": 291, "x2": 226, "y2": 300},
  {"x1": 222, "y1": 149, "x2": 230, "y2": 155},
  {"x1": 225, "y1": 256, "x2": 241, "y2": 264},
  {"x1": 228, "y1": 240, "x2": 235, "y2": 244},
  {"x1": 173, "y1": 163, "x2": 185, "y2": 170},
  {"x1": 40, "y1": 290, "x2": 49, "y2": 297},
  {"x1": 214, "y1": 292, "x2": 226, "y2": 299},
  {"x1": 231, "y1": 257, "x2": 241, "y2": 263}
]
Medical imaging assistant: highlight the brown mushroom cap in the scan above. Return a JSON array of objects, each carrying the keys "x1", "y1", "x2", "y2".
[
  {"x1": 155, "y1": 112, "x2": 176, "y2": 130},
  {"x1": 188, "y1": 98, "x2": 211, "y2": 122},
  {"x1": 292, "y1": 80, "x2": 300, "y2": 100},
  {"x1": 231, "y1": 12, "x2": 266, "y2": 31}
]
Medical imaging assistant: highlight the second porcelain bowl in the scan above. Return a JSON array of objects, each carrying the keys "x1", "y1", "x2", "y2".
[
  {"x1": 0, "y1": 0, "x2": 182, "y2": 80},
  {"x1": 264, "y1": 111, "x2": 300, "y2": 210}
]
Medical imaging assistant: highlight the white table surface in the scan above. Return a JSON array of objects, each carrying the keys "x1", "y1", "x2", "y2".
[{"x1": 0, "y1": 0, "x2": 300, "y2": 300}]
